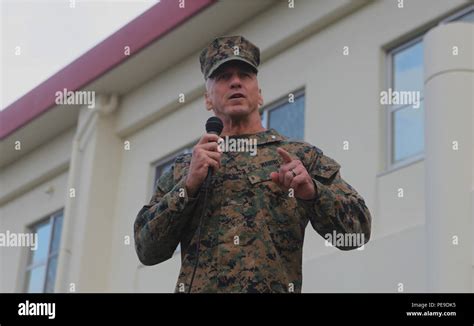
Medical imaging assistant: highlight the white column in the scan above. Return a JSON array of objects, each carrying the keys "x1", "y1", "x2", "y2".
[
  {"x1": 55, "y1": 94, "x2": 121, "y2": 292},
  {"x1": 424, "y1": 22, "x2": 473, "y2": 292}
]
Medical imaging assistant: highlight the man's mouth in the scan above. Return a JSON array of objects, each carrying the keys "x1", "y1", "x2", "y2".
[{"x1": 228, "y1": 93, "x2": 246, "y2": 100}]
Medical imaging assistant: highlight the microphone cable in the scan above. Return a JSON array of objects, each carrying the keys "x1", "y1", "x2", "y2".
[{"x1": 187, "y1": 116, "x2": 223, "y2": 293}]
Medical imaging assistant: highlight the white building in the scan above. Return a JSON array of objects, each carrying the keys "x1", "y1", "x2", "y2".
[{"x1": 1, "y1": 0, "x2": 473, "y2": 293}]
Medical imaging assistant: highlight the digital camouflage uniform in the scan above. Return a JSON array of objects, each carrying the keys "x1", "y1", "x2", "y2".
[
  {"x1": 134, "y1": 129, "x2": 372, "y2": 293},
  {"x1": 133, "y1": 36, "x2": 372, "y2": 293}
]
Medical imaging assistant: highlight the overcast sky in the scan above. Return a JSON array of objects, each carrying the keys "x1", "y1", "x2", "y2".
[{"x1": 1, "y1": 0, "x2": 159, "y2": 110}]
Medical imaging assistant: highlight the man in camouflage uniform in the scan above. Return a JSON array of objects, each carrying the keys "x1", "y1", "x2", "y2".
[{"x1": 134, "y1": 35, "x2": 372, "y2": 293}]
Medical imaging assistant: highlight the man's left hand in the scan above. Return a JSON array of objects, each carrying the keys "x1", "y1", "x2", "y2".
[{"x1": 270, "y1": 148, "x2": 317, "y2": 200}]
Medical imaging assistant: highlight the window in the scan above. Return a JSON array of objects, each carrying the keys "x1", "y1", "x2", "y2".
[
  {"x1": 261, "y1": 90, "x2": 305, "y2": 140},
  {"x1": 25, "y1": 210, "x2": 63, "y2": 293},
  {"x1": 386, "y1": 5, "x2": 473, "y2": 170},
  {"x1": 388, "y1": 39, "x2": 424, "y2": 165}
]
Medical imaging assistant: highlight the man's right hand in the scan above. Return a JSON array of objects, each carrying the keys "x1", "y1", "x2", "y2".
[{"x1": 185, "y1": 133, "x2": 222, "y2": 197}]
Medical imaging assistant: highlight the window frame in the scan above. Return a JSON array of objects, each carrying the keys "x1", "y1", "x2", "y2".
[
  {"x1": 24, "y1": 209, "x2": 63, "y2": 293},
  {"x1": 386, "y1": 35, "x2": 425, "y2": 170},
  {"x1": 440, "y1": 4, "x2": 474, "y2": 24}
]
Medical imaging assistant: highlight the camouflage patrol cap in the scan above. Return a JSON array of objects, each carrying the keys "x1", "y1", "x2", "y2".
[{"x1": 199, "y1": 35, "x2": 260, "y2": 80}]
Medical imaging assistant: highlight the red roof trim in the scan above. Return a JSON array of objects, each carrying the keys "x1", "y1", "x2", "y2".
[{"x1": 0, "y1": 0, "x2": 216, "y2": 140}]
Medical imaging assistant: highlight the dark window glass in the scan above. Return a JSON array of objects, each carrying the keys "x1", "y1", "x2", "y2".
[{"x1": 268, "y1": 94, "x2": 305, "y2": 140}]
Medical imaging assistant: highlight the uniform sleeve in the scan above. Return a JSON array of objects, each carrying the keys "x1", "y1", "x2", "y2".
[
  {"x1": 134, "y1": 165, "x2": 199, "y2": 265},
  {"x1": 297, "y1": 147, "x2": 372, "y2": 250}
]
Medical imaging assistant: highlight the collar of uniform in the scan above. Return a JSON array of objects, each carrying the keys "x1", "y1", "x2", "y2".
[{"x1": 224, "y1": 128, "x2": 286, "y2": 146}]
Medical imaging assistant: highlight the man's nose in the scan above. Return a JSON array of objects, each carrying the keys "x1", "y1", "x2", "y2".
[{"x1": 229, "y1": 74, "x2": 242, "y2": 88}]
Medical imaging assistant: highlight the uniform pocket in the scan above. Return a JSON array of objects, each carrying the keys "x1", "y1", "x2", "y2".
[{"x1": 245, "y1": 165, "x2": 298, "y2": 226}]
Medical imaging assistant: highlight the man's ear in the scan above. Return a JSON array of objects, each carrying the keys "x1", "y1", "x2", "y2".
[
  {"x1": 204, "y1": 92, "x2": 213, "y2": 111},
  {"x1": 258, "y1": 88, "x2": 264, "y2": 106}
]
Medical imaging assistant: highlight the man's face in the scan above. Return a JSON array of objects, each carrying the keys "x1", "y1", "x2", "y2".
[{"x1": 205, "y1": 61, "x2": 263, "y2": 120}]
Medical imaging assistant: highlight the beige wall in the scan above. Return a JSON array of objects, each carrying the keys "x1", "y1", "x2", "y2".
[{"x1": 0, "y1": 129, "x2": 73, "y2": 292}]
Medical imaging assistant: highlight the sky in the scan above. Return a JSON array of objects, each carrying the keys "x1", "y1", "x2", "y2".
[{"x1": 1, "y1": 0, "x2": 159, "y2": 110}]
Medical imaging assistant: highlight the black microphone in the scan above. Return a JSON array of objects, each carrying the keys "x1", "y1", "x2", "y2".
[
  {"x1": 206, "y1": 116, "x2": 224, "y2": 136},
  {"x1": 204, "y1": 116, "x2": 224, "y2": 185}
]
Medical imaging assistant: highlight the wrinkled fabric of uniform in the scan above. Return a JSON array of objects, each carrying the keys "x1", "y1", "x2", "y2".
[{"x1": 134, "y1": 128, "x2": 372, "y2": 293}]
